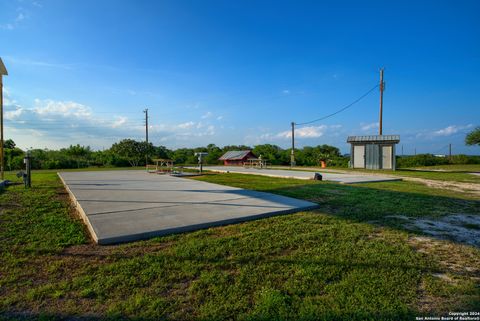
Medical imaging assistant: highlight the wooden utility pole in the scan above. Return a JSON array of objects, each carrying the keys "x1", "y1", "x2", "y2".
[
  {"x1": 144, "y1": 108, "x2": 149, "y2": 144},
  {"x1": 379, "y1": 68, "x2": 385, "y2": 136},
  {"x1": 0, "y1": 58, "x2": 8, "y2": 180},
  {"x1": 290, "y1": 122, "x2": 295, "y2": 167}
]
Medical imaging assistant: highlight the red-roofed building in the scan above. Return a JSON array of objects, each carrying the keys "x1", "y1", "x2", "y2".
[{"x1": 218, "y1": 150, "x2": 257, "y2": 166}]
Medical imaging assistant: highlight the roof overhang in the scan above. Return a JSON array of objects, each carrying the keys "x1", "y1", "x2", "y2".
[
  {"x1": 0, "y1": 58, "x2": 8, "y2": 76},
  {"x1": 347, "y1": 135, "x2": 400, "y2": 144}
]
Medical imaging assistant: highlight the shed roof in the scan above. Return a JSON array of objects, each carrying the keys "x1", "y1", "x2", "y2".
[
  {"x1": 347, "y1": 135, "x2": 400, "y2": 143},
  {"x1": 219, "y1": 150, "x2": 253, "y2": 160}
]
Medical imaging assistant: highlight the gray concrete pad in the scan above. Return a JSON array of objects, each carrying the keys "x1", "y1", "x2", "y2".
[
  {"x1": 59, "y1": 171, "x2": 317, "y2": 245},
  {"x1": 200, "y1": 166, "x2": 402, "y2": 184}
]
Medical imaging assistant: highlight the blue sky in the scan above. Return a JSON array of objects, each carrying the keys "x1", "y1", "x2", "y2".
[{"x1": 1, "y1": 0, "x2": 479, "y2": 154}]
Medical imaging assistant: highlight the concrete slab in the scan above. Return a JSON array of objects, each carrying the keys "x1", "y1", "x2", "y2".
[
  {"x1": 59, "y1": 171, "x2": 317, "y2": 245},
  {"x1": 200, "y1": 166, "x2": 402, "y2": 184}
]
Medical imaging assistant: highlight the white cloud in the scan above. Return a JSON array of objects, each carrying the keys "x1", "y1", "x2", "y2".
[
  {"x1": 360, "y1": 122, "x2": 379, "y2": 131},
  {"x1": 216, "y1": 115, "x2": 224, "y2": 121},
  {"x1": 34, "y1": 99, "x2": 92, "y2": 118},
  {"x1": 201, "y1": 111, "x2": 213, "y2": 119},
  {"x1": 256, "y1": 125, "x2": 343, "y2": 143},
  {"x1": 3, "y1": 92, "x2": 223, "y2": 149},
  {"x1": 206, "y1": 125, "x2": 215, "y2": 135},
  {"x1": 15, "y1": 13, "x2": 25, "y2": 22},
  {"x1": 1, "y1": 7, "x2": 29, "y2": 30},
  {"x1": 282, "y1": 89, "x2": 290, "y2": 94},
  {"x1": 5, "y1": 107, "x2": 24, "y2": 120},
  {"x1": 177, "y1": 121, "x2": 195, "y2": 129},
  {"x1": 111, "y1": 116, "x2": 127, "y2": 128},
  {"x1": 277, "y1": 125, "x2": 328, "y2": 139},
  {"x1": 433, "y1": 124, "x2": 473, "y2": 137}
]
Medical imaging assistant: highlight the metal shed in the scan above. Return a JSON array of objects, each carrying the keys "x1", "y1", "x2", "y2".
[{"x1": 347, "y1": 135, "x2": 400, "y2": 170}]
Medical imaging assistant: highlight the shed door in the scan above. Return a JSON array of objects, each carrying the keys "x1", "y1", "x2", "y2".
[
  {"x1": 382, "y1": 145, "x2": 392, "y2": 169},
  {"x1": 365, "y1": 144, "x2": 380, "y2": 169},
  {"x1": 353, "y1": 145, "x2": 365, "y2": 168}
]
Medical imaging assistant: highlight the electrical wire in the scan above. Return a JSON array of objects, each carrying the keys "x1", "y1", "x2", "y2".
[
  {"x1": 295, "y1": 84, "x2": 379, "y2": 126},
  {"x1": 432, "y1": 144, "x2": 449, "y2": 155}
]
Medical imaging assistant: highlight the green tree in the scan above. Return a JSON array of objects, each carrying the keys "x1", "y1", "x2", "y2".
[
  {"x1": 4, "y1": 139, "x2": 24, "y2": 171},
  {"x1": 172, "y1": 148, "x2": 196, "y2": 164},
  {"x1": 64, "y1": 144, "x2": 91, "y2": 168},
  {"x1": 465, "y1": 127, "x2": 480, "y2": 146},
  {"x1": 253, "y1": 144, "x2": 284, "y2": 165},
  {"x1": 110, "y1": 139, "x2": 154, "y2": 167},
  {"x1": 205, "y1": 144, "x2": 223, "y2": 164},
  {"x1": 155, "y1": 146, "x2": 173, "y2": 159},
  {"x1": 4, "y1": 139, "x2": 16, "y2": 149}
]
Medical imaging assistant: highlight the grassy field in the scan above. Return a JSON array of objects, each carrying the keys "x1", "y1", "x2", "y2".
[
  {"x1": 0, "y1": 170, "x2": 479, "y2": 320},
  {"x1": 269, "y1": 165, "x2": 480, "y2": 183},
  {"x1": 409, "y1": 164, "x2": 480, "y2": 172}
]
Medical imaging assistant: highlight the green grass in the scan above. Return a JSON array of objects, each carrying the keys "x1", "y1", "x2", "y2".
[
  {"x1": 193, "y1": 173, "x2": 480, "y2": 218},
  {"x1": 1, "y1": 171, "x2": 479, "y2": 320},
  {"x1": 408, "y1": 164, "x2": 480, "y2": 172},
  {"x1": 270, "y1": 165, "x2": 480, "y2": 183}
]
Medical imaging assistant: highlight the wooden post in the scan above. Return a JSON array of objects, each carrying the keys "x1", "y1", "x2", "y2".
[
  {"x1": 0, "y1": 74, "x2": 3, "y2": 180},
  {"x1": 0, "y1": 58, "x2": 8, "y2": 180},
  {"x1": 290, "y1": 122, "x2": 295, "y2": 167}
]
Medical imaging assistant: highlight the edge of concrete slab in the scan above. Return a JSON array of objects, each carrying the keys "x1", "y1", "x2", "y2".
[
  {"x1": 203, "y1": 168, "x2": 402, "y2": 184},
  {"x1": 95, "y1": 204, "x2": 319, "y2": 245},
  {"x1": 57, "y1": 172, "x2": 318, "y2": 245},
  {"x1": 340, "y1": 178, "x2": 403, "y2": 184},
  {"x1": 58, "y1": 173, "x2": 100, "y2": 244},
  {"x1": 204, "y1": 168, "x2": 313, "y2": 180}
]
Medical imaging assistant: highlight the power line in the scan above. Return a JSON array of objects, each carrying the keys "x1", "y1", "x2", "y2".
[
  {"x1": 432, "y1": 144, "x2": 449, "y2": 155},
  {"x1": 295, "y1": 84, "x2": 379, "y2": 126}
]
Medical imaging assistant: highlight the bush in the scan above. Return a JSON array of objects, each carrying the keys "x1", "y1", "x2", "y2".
[
  {"x1": 397, "y1": 154, "x2": 450, "y2": 168},
  {"x1": 450, "y1": 154, "x2": 480, "y2": 164},
  {"x1": 328, "y1": 156, "x2": 349, "y2": 168}
]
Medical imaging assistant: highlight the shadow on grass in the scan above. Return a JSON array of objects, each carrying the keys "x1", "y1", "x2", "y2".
[
  {"x1": 264, "y1": 181, "x2": 480, "y2": 248},
  {"x1": 398, "y1": 168, "x2": 480, "y2": 174}
]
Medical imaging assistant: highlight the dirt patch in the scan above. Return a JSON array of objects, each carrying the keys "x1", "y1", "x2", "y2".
[
  {"x1": 388, "y1": 214, "x2": 480, "y2": 247},
  {"x1": 408, "y1": 234, "x2": 480, "y2": 314},
  {"x1": 402, "y1": 177, "x2": 480, "y2": 196}
]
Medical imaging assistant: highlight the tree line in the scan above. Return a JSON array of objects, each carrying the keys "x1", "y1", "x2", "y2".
[
  {"x1": 2, "y1": 138, "x2": 349, "y2": 170},
  {"x1": 3, "y1": 125, "x2": 479, "y2": 171}
]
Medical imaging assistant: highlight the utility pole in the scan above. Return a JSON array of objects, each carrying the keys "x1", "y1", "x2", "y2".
[
  {"x1": 379, "y1": 68, "x2": 385, "y2": 136},
  {"x1": 0, "y1": 58, "x2": 8, "y2": 180},
  {"x1": 143, "y1": 108, "x2": 149, "y2": 166},
  {"x1": 449, "y1": 143, "x2": 452, "y2": 159},
  {"x1": 290, "y1": 122, "x2": 295, "y2": 167},
  {"x1": 143, "y1": 108, "x2": 149, "y2": 144},
  {"x1": 414, "y1": 147, "x2": 416, "y2": 156},
  {"x1": 401, "y1": 144, "x2": 404, "y2": 156}
]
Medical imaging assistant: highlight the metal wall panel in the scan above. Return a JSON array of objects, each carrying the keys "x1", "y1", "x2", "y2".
[{"x1": 365, "y1": 144, "x2": 380, "y2": 169}]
